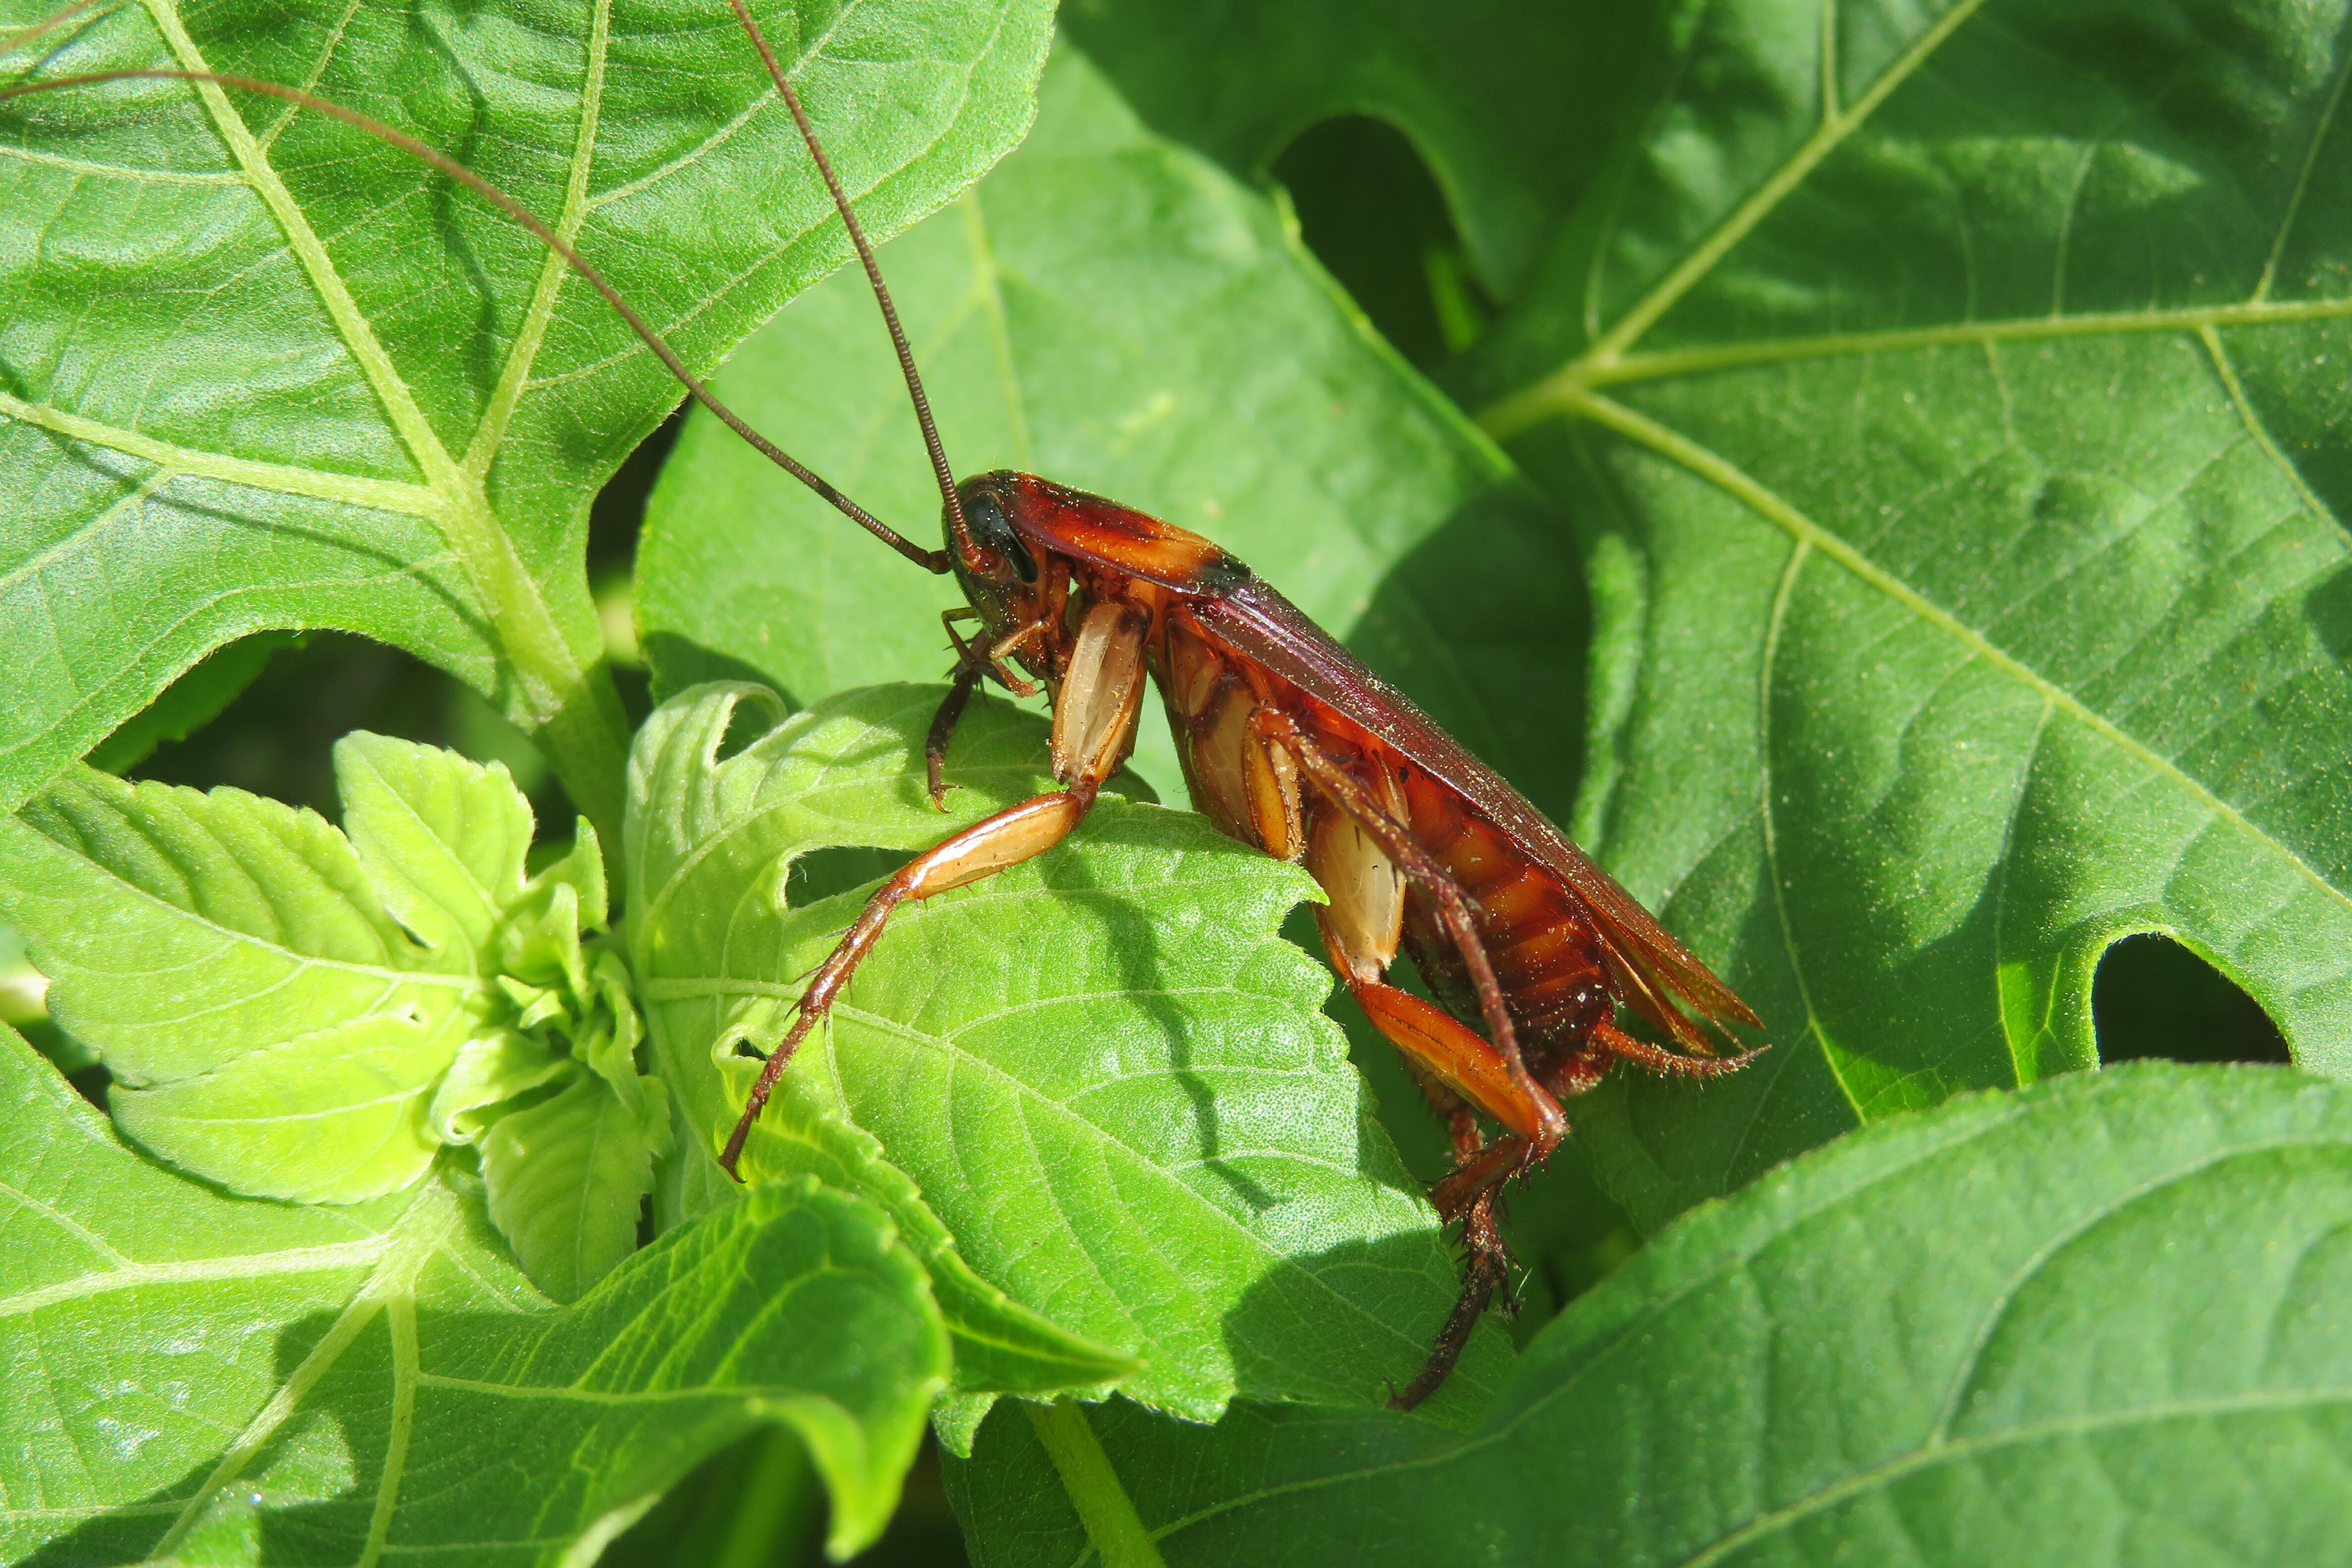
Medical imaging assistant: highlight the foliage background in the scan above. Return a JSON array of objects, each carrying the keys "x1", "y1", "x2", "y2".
[{"x1": 1, "y1": 0, "x2": 2345, "y2": 1562}]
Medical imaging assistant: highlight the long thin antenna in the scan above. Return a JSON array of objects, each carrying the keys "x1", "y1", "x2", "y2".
[
  {"x1": 726, "y1": 0, "x2": 974, "y2": 551},
  {"x1": 0, "y1": 0, "x2": 108, "y2": 63},
  {"x1": 0, "y1": 68, "x2": 953, "y2": 575}
]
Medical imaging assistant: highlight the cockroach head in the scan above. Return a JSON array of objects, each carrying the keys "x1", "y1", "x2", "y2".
[{"x1": 948, "y1": 470, "x2": 1042, "y2": 636}]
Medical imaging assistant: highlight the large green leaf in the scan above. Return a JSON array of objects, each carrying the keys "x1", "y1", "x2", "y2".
[
  {"x1": 0, "y1": 0, "x2": 1051, "y2": 833},
  {"x1": 1464, "y1": 0, "x2": 2352, "y2": 1228},
  {"x1": 625, "y1": 682, "x2": 1512, "y2": 1426},
  {"x1": 948, "y1": 1062, "x2": 2352, "y2": 1567},
  {"x1": 0, "y1": 1024, "x2": 949, "y2": 1565},
  {"x1": 635, "y1": 42, "x2": 1578, "y2": 818}
]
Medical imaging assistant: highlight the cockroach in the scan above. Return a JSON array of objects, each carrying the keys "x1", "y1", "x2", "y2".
[{"x1": 3, "y1": 0, "x2": 1765, "y2": 1408}]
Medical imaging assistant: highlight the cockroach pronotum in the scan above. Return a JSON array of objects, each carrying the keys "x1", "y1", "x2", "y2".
[{"x1": 3, "y1": 0, "x2": 1765, "y2": 1409}]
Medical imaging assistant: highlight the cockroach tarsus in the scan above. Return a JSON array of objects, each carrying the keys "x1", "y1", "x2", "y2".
[{"x1": 4, "y1": 0, "x2": 1767, "y2": 1412}]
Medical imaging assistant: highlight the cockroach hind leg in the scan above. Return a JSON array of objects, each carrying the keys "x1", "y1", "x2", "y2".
[
  {"x1": 1594, "y1": 1019, "x2": 1769, "y2": 1079},
  {"x1": 1390, "y1": 1212, "x2": 1512, "y2": 1412}
]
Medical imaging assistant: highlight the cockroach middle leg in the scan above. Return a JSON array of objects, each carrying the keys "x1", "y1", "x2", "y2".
[{"x1": 1255, "y1": 708, "x2": 1549, "y2": 1112}]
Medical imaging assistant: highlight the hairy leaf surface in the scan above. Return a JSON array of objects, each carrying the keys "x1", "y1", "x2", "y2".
[
  {"x1": 950, "y1": 1064, "x2": 2352, "y2": 1567},
  {"x1": 0, "y1": 0, "x2": 1051, "y2": 828},
  {"x1": 0, "y1": 1026, "x2": 948, "y2": 1565},
  {"x1": 626, "y1": 682, "x2": 1510, "y2": 1425}
]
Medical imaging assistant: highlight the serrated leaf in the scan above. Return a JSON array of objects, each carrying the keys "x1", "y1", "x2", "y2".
[
  {"x1": 337, "y1": 730, "x2": 537, "y2": 958},
  {"x1": 0, "y1": 0, "x2": 1053, "y2": 828},
  {"x1": 0, "y1": 1024, "x2": 948, "y2": 1565},
  {"x1": 635, "y1": 42, "x2": 1579, "y2": 819},
  {"x1": 949, "y1": 1063, "x2": 2352, "y2": 1567},
  {"x1": 0, "y1": 765, "x2": 481, "y2": 1198},
  {"x1": 0, "y1": 736, "x2": 663, "y2": 1299},
  {"x1": 626, "y1": 682, "x2": 1512, "y2": 1423}
]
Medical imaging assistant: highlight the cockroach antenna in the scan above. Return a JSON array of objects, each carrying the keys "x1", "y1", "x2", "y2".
[{"x1": 724, "y1": 0, "x2": 974, "y2": 556}]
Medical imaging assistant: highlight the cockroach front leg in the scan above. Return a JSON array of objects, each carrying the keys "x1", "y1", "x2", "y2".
[
  {"x1": 927, "y1": 613, "x2": 994, "y2": 810},
  {"x1": 719, "y1": 598, "x2": 1152, "y2": 1178}
]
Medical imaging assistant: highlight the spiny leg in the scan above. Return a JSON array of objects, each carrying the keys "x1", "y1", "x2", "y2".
[
  {"x1": 926, "y1": 622, "x2": 991, "y2": 810},
  {"x1": 1592, "y1": 1018, "x2": 1765, "y2": 1078},
  {"x1": 1390, "y1": 1188, "x2": 1512, "y2": 1412},
  {"x1": 726, "y1": 600, "x2": 1150, "y2": 1177},
  {"x1": 718, "y1": 784, "x2": 1099, "y2": 1176}
]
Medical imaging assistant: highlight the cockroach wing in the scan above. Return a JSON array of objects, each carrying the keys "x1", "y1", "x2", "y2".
[{"x1": 1193, "y1": 579, "x2": 1763, "y2": 1043}]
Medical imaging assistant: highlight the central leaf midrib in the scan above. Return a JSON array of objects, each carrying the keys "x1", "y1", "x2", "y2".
[{"x1": 143, "y1": 0, "x2": 463, "y2": 498}]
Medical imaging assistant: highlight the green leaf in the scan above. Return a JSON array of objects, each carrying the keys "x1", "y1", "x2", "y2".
[
  {"x1": 481, "y1": 1067, "x2": 671, "y2": 1305},
  {"x1": 0, "y1": 736, "x2": 663, "y2": 1298},
  {"x1": 0, "y1": 1024, "x2": 949, "y2": 1565},
  {"x1": 635, "y1": 41, "x2": 1579, "y2": 819},
  {"x1": 0, "y1": 0, "x2": 1053, "y2": 834},
  {"x1": 949, "y1": 1062, "x2": 2352, "y2": 1567},
  {"x1": 1353, "y1": 0, "x2": 2352, "y2": 1226},
  {"x1": 625, "y1": 682, "x2": 1512, "y2": 1423}
]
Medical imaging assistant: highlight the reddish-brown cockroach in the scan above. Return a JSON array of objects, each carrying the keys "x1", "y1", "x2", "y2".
[{"x1": 4, "y1": 0, "x2": 1765, "y2": 1408}]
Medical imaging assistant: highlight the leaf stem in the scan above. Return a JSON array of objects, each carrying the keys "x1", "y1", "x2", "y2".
[
  {"x1": 434, "y1": 490, "x2": 631, "y2": 869},
  {"x1": 1024, "y1": 1399, "x2": 1166, "y2": 1568},
  {"x1": 711, "y1": 1428, "x2": 820, "y2": 1568}
]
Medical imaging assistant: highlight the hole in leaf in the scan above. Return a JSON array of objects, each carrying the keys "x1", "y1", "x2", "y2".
[
  {"x1": 1272, "y1": 116, "x2": 1493, "y2": 371},
  {"x1": 785, "y1": 846, "x2": 915, "y2": 908},
  {"x1": 2093, "y1": 933, "x2": 2289, "y2": 1065}
]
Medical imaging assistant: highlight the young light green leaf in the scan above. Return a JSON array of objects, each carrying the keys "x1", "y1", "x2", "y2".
[
  {"x1": 0, "y1": 1025, "x2": 947, "y2": 1564},
  {"x1": 636, "y1": 42, "x2": 1579, "y2": 819},
  {"x1": 481, "y1": 1066, "x2": 671, "y2": 1304},
  {"x1": 0, "y1": 0, "x2": 1053, "y2": 833},
  {"x1": 949, "y1": 1062, "x2": 2352, "y2": 1567},
  {"x1": 627, "y1": 682, "x2": 1512, "y2": 1424},
  {"x1": 0, "y1": 735, "x2": 661, "y2": 1297}
]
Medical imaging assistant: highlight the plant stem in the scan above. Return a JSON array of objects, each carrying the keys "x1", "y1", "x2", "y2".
[
  {"x1": 1024, "y1": 1399, "x2": 1166, "y2": 1568},
  {"x1": 710, "y1": 1428, "x2": 820, "y2": 1568},
  {"x1": 435, "y1": 490, "x2": 632, "y2": 870}
]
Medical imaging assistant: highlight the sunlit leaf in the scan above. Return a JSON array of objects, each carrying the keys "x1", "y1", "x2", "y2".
[
  {"x1": 951, "y1": 1064, "x2": 2352, "y2": 1567},
  {"x1": 625, "y1": 682, "x2": 1512, "y2": 1424},
  {"x1": 0, "y1": 1026, "x2": 948, "y2": 1565}
]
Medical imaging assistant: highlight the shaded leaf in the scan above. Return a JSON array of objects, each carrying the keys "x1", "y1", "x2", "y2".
[
  {"x1": 1063, "y1": 0, "x2": 1665, "y2": 300},
  {"x1": 950, "y1": 1063, "x2": 2352, "y2": 1568},
  {"x1": 0, "y1": 1025, "x2": 947, "y2": 1565},
  {"x1": 625, "y1": 682, "x2": 1510, "y2": 1423}
]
